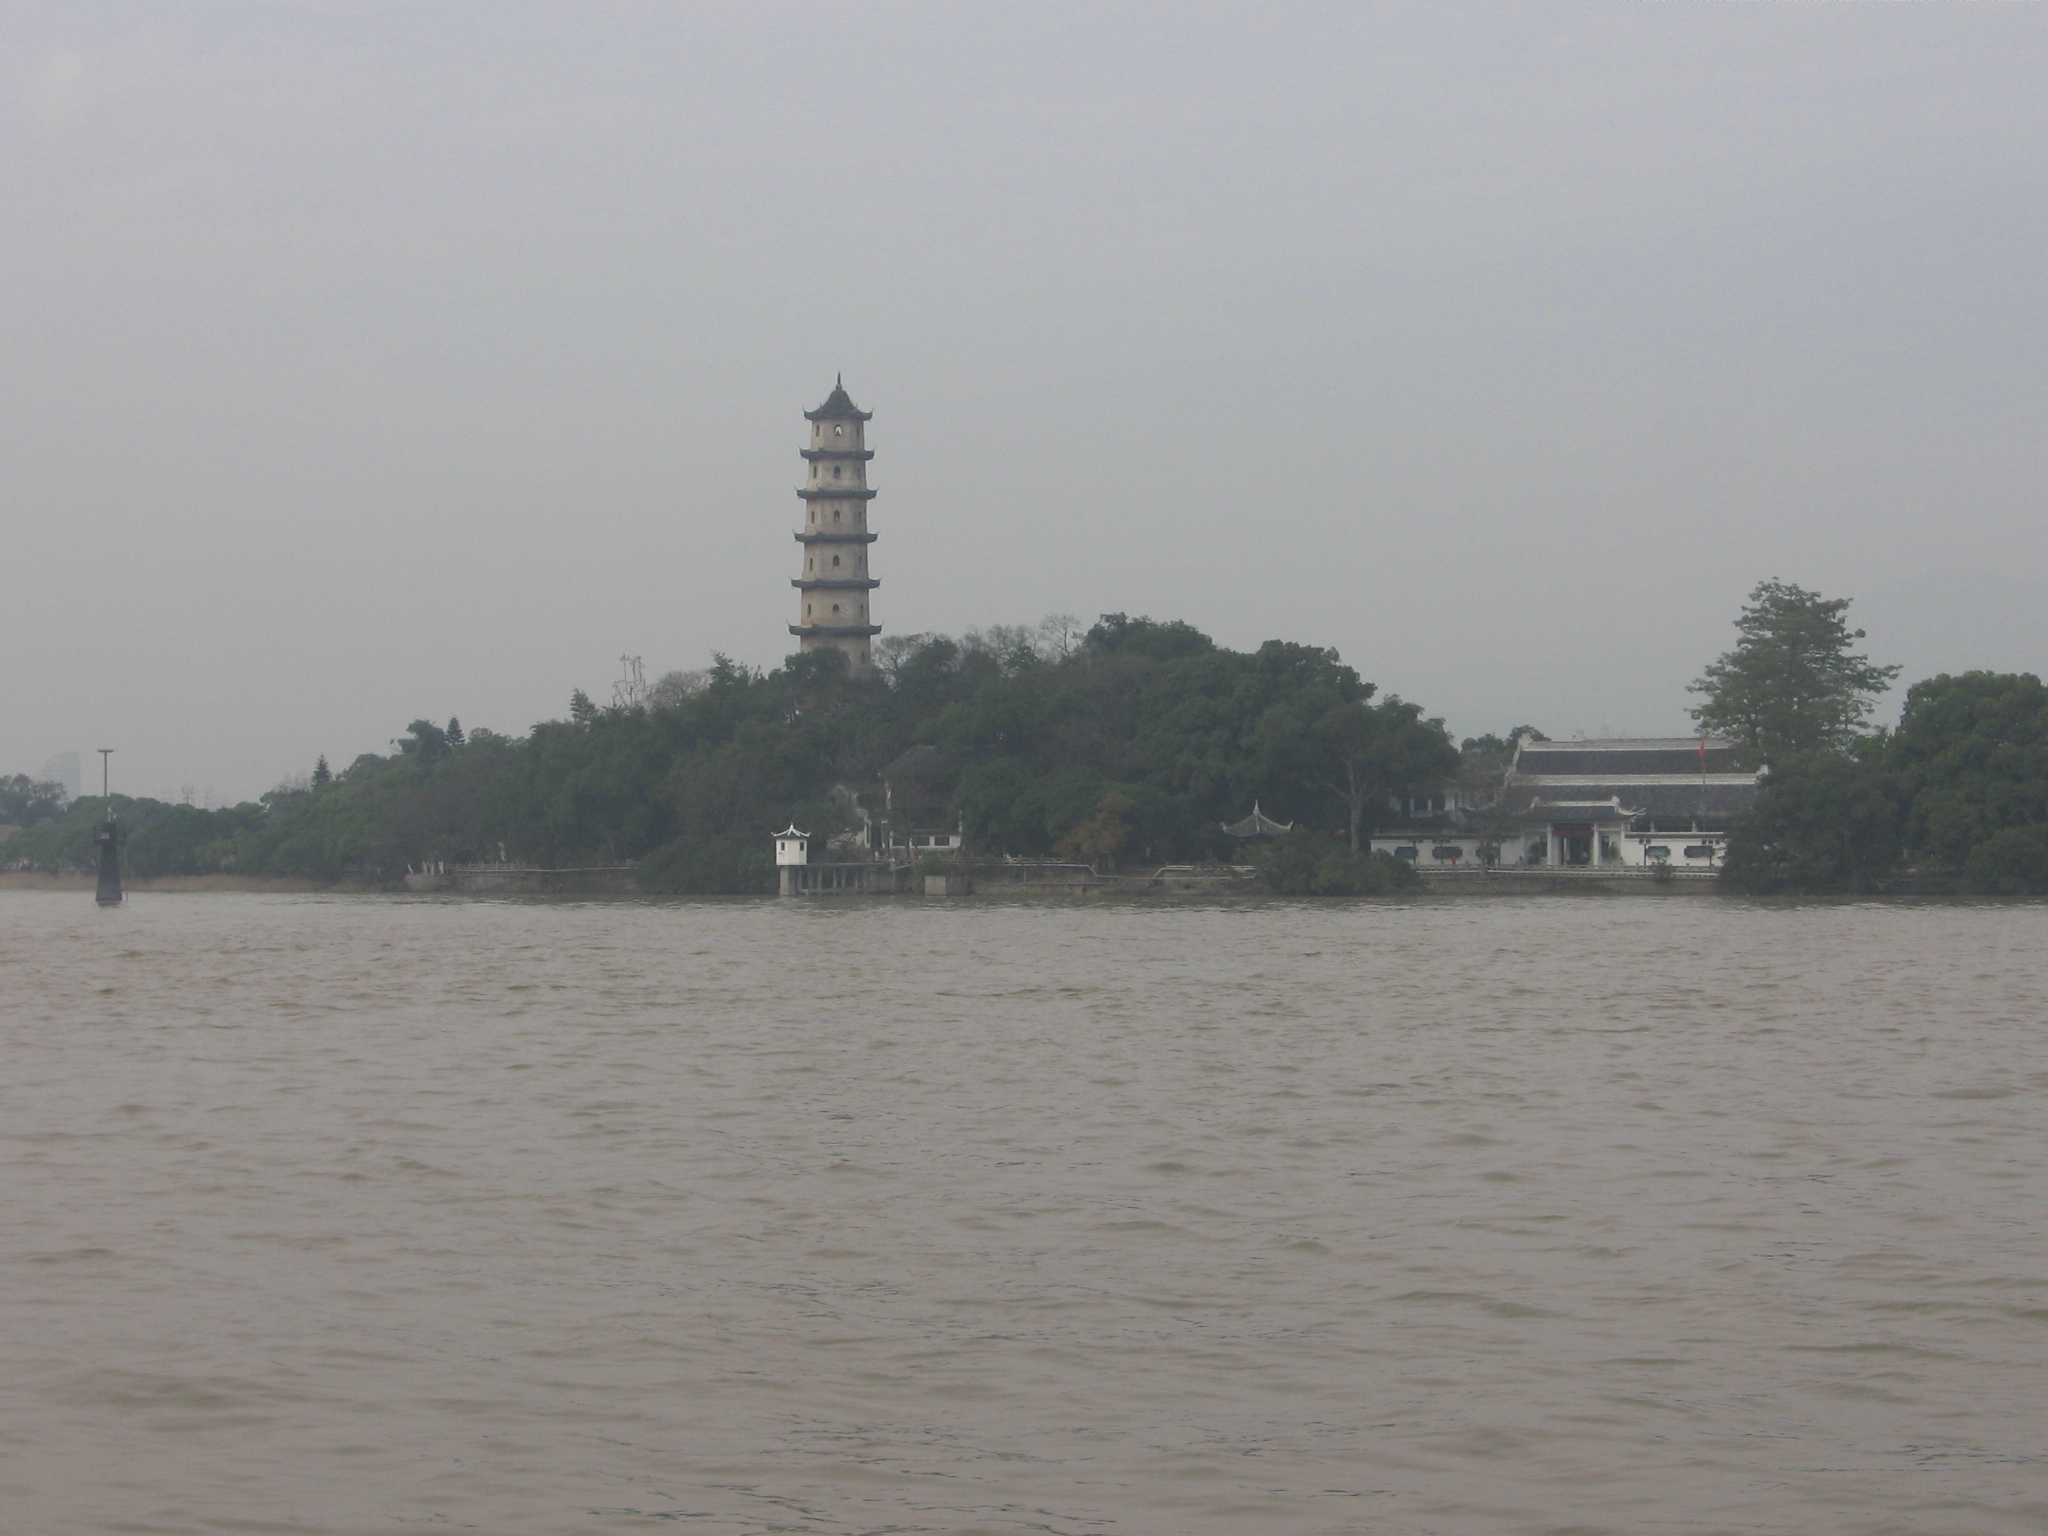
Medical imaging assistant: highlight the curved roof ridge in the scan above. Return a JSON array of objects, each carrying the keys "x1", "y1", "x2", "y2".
[{"x1": 805, "y1": 373, "x2": 873, "y2": 421}]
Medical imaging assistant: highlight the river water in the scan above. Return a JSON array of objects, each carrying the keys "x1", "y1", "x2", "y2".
[{"x1": 2, "y1": 891, "x2": 2045, "y2": 1535}]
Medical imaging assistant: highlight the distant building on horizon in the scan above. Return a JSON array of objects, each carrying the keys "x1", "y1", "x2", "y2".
[
  {"x1": 1368, "y1": 736, "x2": 1762, "y2": 871},
  {"x1": 790, "y1": 377, "x2": 881, "y2": 674},
  {"x1": 40, "y1": 752, "x2": 80, "y2": 800}
]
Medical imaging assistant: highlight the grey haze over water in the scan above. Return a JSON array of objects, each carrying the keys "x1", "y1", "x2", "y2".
[{"x1": 4, "y1": 3, "x2": 2046, "y2": 800}]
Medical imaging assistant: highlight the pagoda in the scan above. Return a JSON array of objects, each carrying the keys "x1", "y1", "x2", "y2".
[{"x1": 790, "y1": 376, "x2": 881, "y2": 673}]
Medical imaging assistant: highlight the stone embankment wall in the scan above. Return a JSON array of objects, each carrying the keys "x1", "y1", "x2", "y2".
[
  {"x1": 1414, "y1": 867, "x2": 1722, "y2": 895},
  {"x1": 915, "y1": 863, "x2": 1260, "y2": 898},
  {"x1": 403, "y1": 865, "x2": 637, "y2": 895},
  {"x1": 0, "y1": 873, "x2": 333, "y2": 893}
]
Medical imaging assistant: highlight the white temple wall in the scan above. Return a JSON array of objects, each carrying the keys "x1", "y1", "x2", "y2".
[{"x1": 1366, "y1": 830, "x2": 1730, "y2": 868}]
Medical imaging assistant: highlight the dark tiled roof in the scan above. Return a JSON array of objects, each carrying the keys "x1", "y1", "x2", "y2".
[
  {"x1": 883, "y1": 745, "x2": 945, "y2": 780},
  {"x1": 804, "y1": 375, "x2": 872, "y2": 422},
  {"x1": 1516, "y1": 738, "x2": 1744, "y2": 776}
]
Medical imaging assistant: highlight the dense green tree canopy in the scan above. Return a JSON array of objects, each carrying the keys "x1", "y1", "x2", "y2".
[
  {"x1": 1890, "y1": 670, "x2": 2048, "y2": 871},
  {"x1": 4, "y1": 616, "x2": 1460, "y2": 893},
  {"x1": 0, "y1": 775, "x2": 67, "y2": 829},
  {"x1": 1716, "y1": 740, "x2": 1905, "y2": 894},
  {"x1": 1690, "y1": 580, "x2": 1900, "y2": 767},
  {"x1": 1721, "y1": 671, "x2": 2048, "y2": 893}
]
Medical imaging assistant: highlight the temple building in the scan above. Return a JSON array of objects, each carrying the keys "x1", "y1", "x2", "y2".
[
  {"x1": 1367, "y1": 736, "x2": 1762, "y2": 870},
  {"x1": 791, "y1": 376, "x2": 881, "y2": 672}
]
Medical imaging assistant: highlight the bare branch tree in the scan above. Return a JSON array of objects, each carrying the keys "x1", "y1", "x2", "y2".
[{"x1": 647, "y1": 670, "x2": 709, "y2": 709}]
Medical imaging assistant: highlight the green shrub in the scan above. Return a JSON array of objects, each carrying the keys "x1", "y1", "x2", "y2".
[
  {"x1": 1962, "y1": 824, "x2": 2048, "y2": 894},
  {"x1": 1250, "y1": 829, "x2": 1419, "y2": 895},
  {"x1": 636, "y1": 834, "x2": 774, "y2": 895}
]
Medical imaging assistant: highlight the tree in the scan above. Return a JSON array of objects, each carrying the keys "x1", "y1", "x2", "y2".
[
  {"x1": 1690, "y1": 580, "x2": 1899, "y2": 766},
  {"x1": 1452, "y1": 730, "x2": 1544, "y2": 846},
  {"x1": 1053, "y1": 790, "x2": 1135, "y2": 865},
  {"x1": 394, "y1": 719, "x2": 451, "y2": 761},
  {"x1": 1249, "y1": 828, "x2": 1418, "y2": 895},
  {"x1": 1083, "y1": 613, "x2": 1216, "y2": 662},
  {"x1": 1315, "y1": 699, "x2": 1458, "y2": 852},
  {"x1": 37, "y1": 614, "x2": 1466, "y2": 887},
  {"x1": 1961, "y1": 825, "x2": 2048, "y2": 894},
  {"x1": 1719, "y1": 670, "x2": 2048, "y2": 891},
  {"x1": 647, "y1": 670, "x2": 708, "y2": 708},
  {"x1": 955, "y1": 758, "x2": 1049, "y2": 853},
  {"x1": 1890, "y1": 671, "x2": 2048, "y2": 875},
  {"x1": 1252, "y1": 660, "x2": 1460, "y2": 852},
  {"x1": 1460, "y1": 726, "x2": 1547, "y2": 760},
  {"x1": 1037, "y1": 613, "x2": 1085, "y2": 659},
  {"x1": 1718, "y1": 743, "x2": 1903, "y2": 893},
  {"x1": 0, "y1": 774, "x2": 68, "y2": 828},
  {"x1": 446, "y1": 717, "x2": 465, "y2": 747}
]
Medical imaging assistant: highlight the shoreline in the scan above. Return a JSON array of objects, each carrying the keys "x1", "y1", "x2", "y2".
[
  {"x1": 0, "y1": 874, "x2": 2005, "y2": 902},
  {"x1": 0, "y1": 873, "x2": 341, "y2": 894}
]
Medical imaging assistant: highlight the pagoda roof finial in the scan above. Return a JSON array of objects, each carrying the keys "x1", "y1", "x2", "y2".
[{"x1": 805, "y1": 375, "x2": 872, "y2": 422}]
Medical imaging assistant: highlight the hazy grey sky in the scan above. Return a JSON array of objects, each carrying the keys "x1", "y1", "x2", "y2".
[{"x1": 6, "y1": 1, "x2": 2045, "y2": 801}]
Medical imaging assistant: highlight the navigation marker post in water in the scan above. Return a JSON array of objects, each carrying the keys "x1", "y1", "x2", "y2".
[{"x1": 94, "y1": 748, "x2": 122, "y2": 906}]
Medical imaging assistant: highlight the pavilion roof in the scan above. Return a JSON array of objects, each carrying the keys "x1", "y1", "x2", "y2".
[{"x1": 1222, "y1": 802, "x2": 1294, "y2": 839}]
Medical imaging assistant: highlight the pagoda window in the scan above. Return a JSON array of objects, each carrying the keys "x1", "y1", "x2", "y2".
[{"x1": 832, "y1": 554, "x2": 840, "y2": 566}]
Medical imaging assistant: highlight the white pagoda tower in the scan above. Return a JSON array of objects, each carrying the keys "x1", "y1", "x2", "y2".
[{"x1": 790, "y1": 376, "x2": 881, "y2": 673}]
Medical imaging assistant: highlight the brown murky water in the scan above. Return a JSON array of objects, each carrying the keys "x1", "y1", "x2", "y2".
[{"x1": 2, "y1": 891, "x2": 2045, "y2": 1535}]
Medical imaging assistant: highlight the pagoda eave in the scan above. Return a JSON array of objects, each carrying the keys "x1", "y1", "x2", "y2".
[
  {"x1": 789, "y1": 622, "x2": 883, "y2": 638},
  {"x1": 800, "y1": 448, "x2": 875, "y2": 463},
  {"x1": 793, "y1": 577, "x2": 882, "y2": 590},
  {"x1": 794, "y1": 530, "x2": 879, "y2": 545},
  {"x1": 796, "y1": 487, "x2": 878, "y2": 501}
]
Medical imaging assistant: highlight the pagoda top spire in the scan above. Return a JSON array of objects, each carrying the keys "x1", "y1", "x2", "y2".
[{"x1": 804, "y1": 373, "x2": 872, "y2": 422}]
